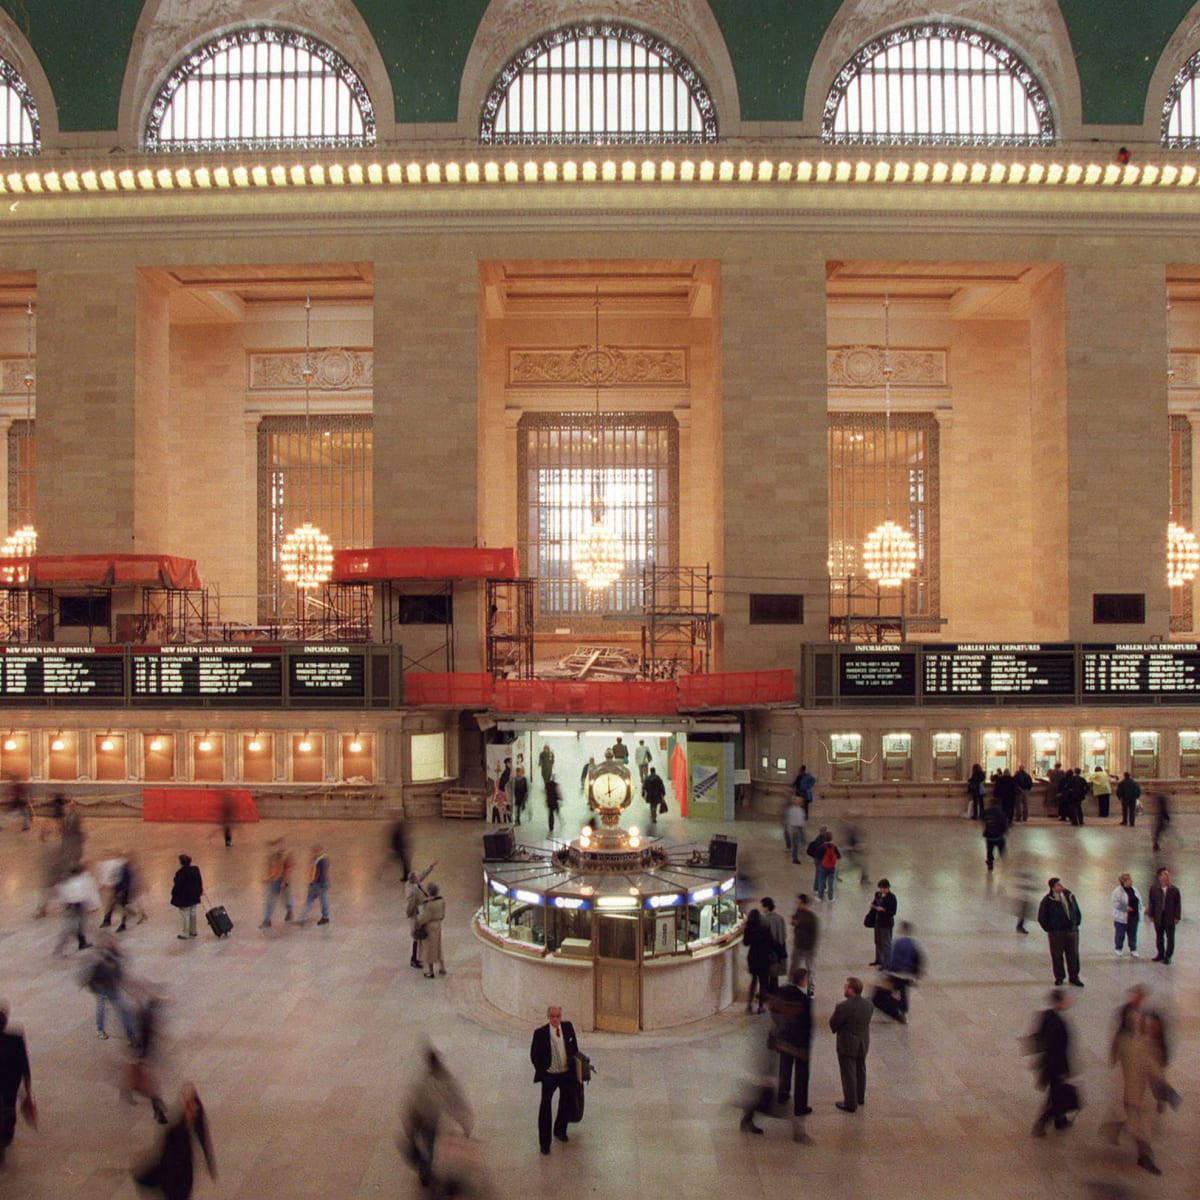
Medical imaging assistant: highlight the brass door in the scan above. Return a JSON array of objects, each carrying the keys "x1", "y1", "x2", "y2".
[{"x1": 594, "y1": 913, "x2": 641, "y2": 1033}]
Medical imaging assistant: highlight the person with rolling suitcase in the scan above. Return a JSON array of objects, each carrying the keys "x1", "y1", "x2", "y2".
[
  {"x1": 169, "y1": 855, "x2": 203, "y2": 941},
  {"x1": 204, "y1": 899, "x2": 232, "y2": 938}
]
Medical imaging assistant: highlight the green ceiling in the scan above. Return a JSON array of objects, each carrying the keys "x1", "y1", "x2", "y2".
[{"x1": 1, "y1": 1, "x2": 1196, "y2": 133}]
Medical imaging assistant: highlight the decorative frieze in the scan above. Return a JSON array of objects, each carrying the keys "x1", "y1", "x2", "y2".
[
  {"x1": 0, "y1": 358, "x2": 35, "y2": 396},
  {"x1": 508, "y1": 345, "x2": 687, "y2": 386},
  {"x1": 828, "y1": 345, "x2": 947, "y2": 388},
  {"x1": 1169, "y1": 351, "x2": 1200, "y2": 389},
  {"x1": 248, "y1": 349, "x2": 372, "y2": 392}
]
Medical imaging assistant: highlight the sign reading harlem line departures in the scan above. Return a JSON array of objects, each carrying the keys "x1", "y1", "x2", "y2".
[
  {"x1": 923, "y1": 645, "x2": 1075, "y2": 698},
  {"x1": 1082, "y1": 644, "x2": 1200, "y2": 697}
]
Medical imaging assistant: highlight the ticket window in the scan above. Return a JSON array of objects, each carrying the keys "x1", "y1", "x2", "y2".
[
  {"x1": 242, "y1": 734, "x2": 274, "y2": 784},
  {"x1": 1128, "y1": 731, "x2": 1160, "y2": 779},
  {"x1": 47, "y1": 732, "x2": 78, "y2": 782},
  {"x1": 1179, "y1": 731, "x2": 1200, "y2": 779},
  {"x1": 292, "y1": 733, "x2": 324, "y2": 784},
  {"x1": 983, "y1": 732, "x2": 1011, "y2": 778},
  {"x1": 341, "y1": 734, "x2": 374, "y2": 783},
  {"x1": 94, "y1": 734, "x2": 126, "y2": 782},
  {"x1": 931, "y1": 732, "x2": 962, "y2": 780},
  {"x1": 1081, "y1": 731, "x2": 1109, "y2": 773},
  {"x1": 830, "y1": 733, "x2": 862, "y2": 783},
  {"x1": 881, "y1": 733, "x2": 913, "y2": 781},
  {"x1": 0, "y1": 732, "x2": 31, "y2": 780},
  {"x1": 192, "y1": 734, "x2": 224, "y2": 783},
  {"x1": 1031, "y1": 732, "x2": 1061, "y2": 779},
  {"x1": 144, "y1": 734, "x2": 175, "y2": 783}
]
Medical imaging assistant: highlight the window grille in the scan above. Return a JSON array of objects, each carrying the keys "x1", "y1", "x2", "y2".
[
  {"x1": 1171, "y1": 414, "x2": 1193, "y2": 631},
  {"x1": 823, "y1": 24, "x2": 1054, "y2": 147},
  {"x1": 6, "y1": 419, "x2": 34, "y2": 528},
  {"x1": 518, "y1": 412, "x2": 678, "y2": 623},
  {"x1": 257, "y1": 415, "x2": 372, "y2": 620},
  {"x1": 144, "y1": 27, "x2": 375, "y2": 152},
  {"x1": 481, "y1": 23, "x2": 717, "y2": 145},
  {"x1": 1163, "y1": 50, "x2": 1200, "y2": 147},
  {"x1": 828, "y1": 412, "x2": 939, "y2": 617},
  {"x1": 0, "y1": 58, "x2": 38, "y2": 155}
]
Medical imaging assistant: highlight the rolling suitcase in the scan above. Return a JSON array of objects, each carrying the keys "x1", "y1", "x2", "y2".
[{"x1": 205, "y1": 904, "x2": 233, "y2": 938}]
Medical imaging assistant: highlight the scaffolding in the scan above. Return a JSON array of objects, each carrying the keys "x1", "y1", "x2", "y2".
[
  {"x1": 485, "y1": 577, "x2": 534, "y2": 678},
  {"x1": 827, "y1": 576, "x2": 945, "y2": 642},
  {"x1": 0, "y1": 586, "x2": 51, "y2": 642},
  {"x1": 138, "y1": 587, "x2": 210, "y2": 643},
  {"x1": 381, "y1": 579, "x2": 454, "y2": 673},
  {"x1": 640, "y1": 562, "x2": 715, "y2": 678}
]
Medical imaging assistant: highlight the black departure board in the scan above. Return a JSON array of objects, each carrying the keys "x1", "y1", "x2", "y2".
[
  {"x1": 1082, "y1": 644, "x2": 1200, "y2": 697},
  {"x1": 0, "y1": 646, "x2": 125, "y2": 700},
  {"x1": 132, "y1": 647, "x2": 283, "y2": 699},
  {"x1": 288, "y1": 649, "x2": 366, "y2": 699},
  {"x1": 922, "y1": 644, "x2": 1075, "y2": 699},
  {"x1": 838, "y1": 650, "x2": 917, "y2": 697}
]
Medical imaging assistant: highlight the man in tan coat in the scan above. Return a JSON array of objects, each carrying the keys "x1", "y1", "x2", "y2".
[{"x1": 416, "y1": 883, "x2": 446, "y2": 977}]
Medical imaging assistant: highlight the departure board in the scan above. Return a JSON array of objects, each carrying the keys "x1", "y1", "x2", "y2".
[
  {"x1": 0, "y1": 646, "x2": 125, "y2": 700},
  {"x1": 838, "y1": 649, "x2": 917, "y2": 697},
  {"x1": 1082, "y1": 644, "x2": 1200, "y2": 697},
  {"x1": 288, "y1": 648, "x2": 366, "y2": 699},
  {"x1": 923, "y1": 645, "x2": 1075, "y2": 699},
  {"x1": 131, "y1": 647, "x2": 283, "y2": 699}
]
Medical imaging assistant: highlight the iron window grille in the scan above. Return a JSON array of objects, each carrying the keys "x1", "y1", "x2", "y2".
[
  {"x1": 144, "y1": 27, "x2": 375, "y2": 152},
  {"x1": 1163, "y1": 50, "x2": 1200, "y2": 147},
  {"x1": 823, "y1": 23, "x2": 1054, "y2": 147},
  {"x1": 0, "y1": 57, "x2": 38, "y2": 156},
  {"x1": 480, "y1": 22, "x2": 717, "y2": 145},
  {"x1": 257, "y1": 414, "x2": 372, "y2": 621},
  {"x1": 518, "y1": 411, "x2": 678, "y2": 625},
  {"x1": 828, "y1": 412, "x2": 940, "y2": 618}
]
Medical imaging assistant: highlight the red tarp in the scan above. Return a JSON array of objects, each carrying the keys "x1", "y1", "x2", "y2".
[
  {"x1": 333, "y1": 547, "x2": 518, "y2": 583},
  {"x1": 142, "y1": 788, "x2": 259, "y2": 824},
  {"x1": 405, "y1": 672, "x2": 495, "y2": 707},
  {"x1": 493, "y1": 679, "x2": 677, "y2": 714},
  {"x1": 0, "y1": 554, "x2": 202, "y2": 590},
  {"x1": 677, "y1": 669, "x2": 795, "y2": 708}
]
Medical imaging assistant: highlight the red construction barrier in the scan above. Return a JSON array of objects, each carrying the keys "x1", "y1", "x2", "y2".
[
  {"x1": 492, "y1": 679, "x2": 676, "y2": 714},
  {"x1": 0, "y1": 553, "x2": 202, "y2": 589},
  {"x1": 677, "y1": 669, "x2": 795, "y2": 709},
  {"x1": 142, "y1": 788, "x2": 259, "y2": 824},
  {"x1": 404, "y1": 672, "x2": 495, "y2": 707},
  {"x1": 333, "y1": 546, "x2": 517, "y2": 582}
]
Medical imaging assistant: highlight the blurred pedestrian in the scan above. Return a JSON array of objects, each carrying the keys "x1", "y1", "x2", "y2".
[
  {"x1": 880, "y1": 921, "x2": 924, "y2": 1023},
  {"x1": 259, "y1": 840, "x2": 294, "y2": 928},
  {"x1": 1102, "y1": 1000, "x2": 1171, "y2": 1175},
  {"x1": 1028, "y1": 989, "x2": 1079, "y2": 1136},
  {"x1": 760, "y1": 897, "x2": 788, "y2": 993},
  {"x1": 966, "y1": 763, "x2": 986, "y2": 820},
  {"x1": 643, "y1": 767, "x2": 667, "y2": 834},
  {"x1": 299, "y1": 845, "x2": 330, "y2": 926},
  {"x1": 1147, "y1": 867, "x2": 1181, "y2": 964},
  {"x1": 417, "y1": 883, "x2": 447, "y2": 978},
  {"x1": 767, "y1": 967, "x2": 813, "y2": 1140},
  {"x1": 1036, "y1": 877, "x2": 1083, "y2": 987},
  {"x1": 169, "y1": 855, "x2": 202, "y2": 941},
  {"x1": 388, "y1": 818, "x2": 412, "y2": 877},
  {"x1": 219, "y1": 790, "x2": 234, "y2": 847},
  {"x1": 1110, "y1": 872, "x2": 1142, "y2": 958},
  {"x1": 841, "y1": 822, "x2": 870, "y2": 888},
  {"x1": 123, "y1": 985, "x2": 168, "y2": 1124},
  {"x1": 4, "y1": 776, "x2": 31, "y2": 832},
  {"x1": 400, "y1": 1045, "x2": 473, "y2": 1188},
  {"x1": 55, "y1": 863, "x2": 100, "y2": 955},
  {"x1": 545, "y1": 778, "x2": 562, "y2": 835},
  {"x1": 829, "y1": 976, "x2": 872, "y2": 1113},
  {"x1": 742, "y1": 908, "x2": 773, "y2": 1014},
  {"x1": 512, "y1": 765, "x2": 528, "y2": 826},
  {"x1": 133, "y1": 1083, "x2": 216, "y2": 1199},
  {"x1": 812, "y1": 829, "x2": 840, "y2": 902},
  {"x1": 1012, "y1": 763, "x2": 1033, "y2": 822},
  {"x1": 784, "y1": 796, "x2": 806, "y2": 862},
  {"x1": 1150, "y1": 793, "x2": 1170, "y2": 852},
  {"x1": 790, "y1": 894, "x2": 819, "y2": 991},
  {"x1": 0, "y1": 1003, "x2": 35, "y2": 1167},
  {"x1": 982, "y1": 797, "x2": 1008, "y2": 871},
  {"x1": 84, "y1": 935, "x2": 135, "y2": 1043},
  {"x1": 1089, "y1": 766, "x2": 1113, "y2": 820},
  {"x1": 101, "y1": 855, "x2": 145, "y2": 932},
  {"x1": 867, "y1": 879, "x2": 897, "y2": 968}
]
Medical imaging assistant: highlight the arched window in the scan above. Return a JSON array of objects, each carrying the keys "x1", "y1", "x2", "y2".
[
  {"x1": 144, "y1": 27, "x2": 374, "y2": 152},
  {"x1": 823, "y1": 24, "x2": 1054, "y2": 147},
  {"x1": 480, "y1": 23, "x2": 717, "y2": 145},
  {"x1": 0, "y1": 57, "x2": 39, "y2": 155},
  {"x1": 1163, "y1": 50, "x2": 1200, "y2": 147}
]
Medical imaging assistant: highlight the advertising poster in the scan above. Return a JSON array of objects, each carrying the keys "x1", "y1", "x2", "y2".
[{"x1": 687, "y1": 741, "x2": 733, "y2": 820}]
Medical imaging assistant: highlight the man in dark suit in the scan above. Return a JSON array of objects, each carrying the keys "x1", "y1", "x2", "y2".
[
  {"x1": 1148, "y1": 867, "x2": 1182, "y2": 963},
  {"x1": 829, "y1": 976, "x2": 872, "y2": 1112},
  {"x1": 768, "y1": 967, "x2": 813, "y2": 1140},
  {"x1": 1030, "y1": 989, "x2": 1076, "y2": 1135},
  {"x1": 529, "y1": 1005, "x2": 579, "y2": 1154}
]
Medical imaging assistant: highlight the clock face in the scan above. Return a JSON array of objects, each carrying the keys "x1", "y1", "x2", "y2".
[{"x1": 589, "y1": 764, "x2": 632, "y2": 809}]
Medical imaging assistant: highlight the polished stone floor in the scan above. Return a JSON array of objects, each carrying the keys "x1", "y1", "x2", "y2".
[{"x1": 0, "y1": 799, "x2": 1195, "y2": 1200}]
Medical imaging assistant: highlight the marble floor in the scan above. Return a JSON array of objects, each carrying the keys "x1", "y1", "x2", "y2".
[{"x1": 0, "y1": 799, "x2": 1195, "y2": 1200}]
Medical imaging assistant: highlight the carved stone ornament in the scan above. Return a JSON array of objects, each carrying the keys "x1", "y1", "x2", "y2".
[
  {"x1": 828, "y1": 346, "x2": 947, "y2": 388},
  {"x1": 509, "y1": 345, "x2": 687, "y2": 386},
  {"x1": 0, "y1": 358, "x2": 35, "y2": 395},
  {"x1": 1168, "y1": 352, "x2": 1199, "y2": 389},
  {"x1": 248, "y1": 349, "x2": 373, "y2": 392}
]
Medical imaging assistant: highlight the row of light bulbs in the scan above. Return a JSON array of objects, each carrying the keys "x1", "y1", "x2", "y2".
[{"x1": 5, "y1": 734, "x2": 365, "y2": 753}]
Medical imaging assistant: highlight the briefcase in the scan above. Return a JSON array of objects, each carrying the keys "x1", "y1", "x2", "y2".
[{"x1": 205, "y1": 904, "x2": 233, "y2": 938}]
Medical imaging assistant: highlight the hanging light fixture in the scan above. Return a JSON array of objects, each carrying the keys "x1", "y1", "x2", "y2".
[
  {"x1": 1165, "y1": 297, "x2": 1199, "y2": 589},
  {"x1": 862, "y1": 292, "x2": 917, "y2": 589},
  {"x1": 279, "y1": 292, "x2": 333, "y2": 591},
  {"x1": 573, "y1": 286, "x2": 623, "y2": 591}
]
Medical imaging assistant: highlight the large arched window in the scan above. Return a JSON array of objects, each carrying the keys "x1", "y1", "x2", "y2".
[
  {"x1": 480, "y1": 23, "x2": 717, "y2": 145},
  {"x1": 144, "y1": 27, "x2": 375, "y2": 152},
  {"x1": 1163, "y1": 49, "x2": 1200, "y2": 147},
  {"x1": 0, "y1": 57, "x2": 39, "y2": 155},
  {"x1": 823, "y1": 24, "x2": 1054, "y2": 147}
]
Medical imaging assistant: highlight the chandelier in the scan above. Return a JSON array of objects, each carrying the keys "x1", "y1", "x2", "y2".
[
  {"x1": 280, "y1": 292, "x2": 332, "y2": 590},
  {"x1": 573, "y1": 287, "x2": 623, "y2": 591},
  {"x1": 3, "y1": 298, "x2": 37, "y2": 570},
  {"x1": 863, "y1": 293, "x2": 916, "y2": 589},
  {"x1": 1166, "y1": 298, "x2": 1199, "y2": 589}
]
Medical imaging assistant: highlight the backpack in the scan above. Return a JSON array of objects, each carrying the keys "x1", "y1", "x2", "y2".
[{"x1": 820, "y1": 843, "x2": 839, "y2": 869}]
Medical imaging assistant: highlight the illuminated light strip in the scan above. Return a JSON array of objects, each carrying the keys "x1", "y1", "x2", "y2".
[{"x1": 8, "y1": 154, "x2": 1200, "y2": 196}]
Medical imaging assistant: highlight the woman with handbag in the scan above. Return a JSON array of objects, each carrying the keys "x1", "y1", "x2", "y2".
[{"x1": 867, "y1": 880, "x2": 897, "y2": 967}]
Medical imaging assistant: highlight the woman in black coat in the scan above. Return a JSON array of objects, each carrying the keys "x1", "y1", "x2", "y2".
[
  {"x1": 134, "y1": 1084, "x2": 215, "y2": 1199},
  {"x1": 742, "y1": 908, "x2": 775, "y2": 1014},
  {"x1": 169, "y1": 855, "x2": 203, "y2": 940},
  {"x1": 966, "y1": 764, "x2": 986, "y2": 820}
]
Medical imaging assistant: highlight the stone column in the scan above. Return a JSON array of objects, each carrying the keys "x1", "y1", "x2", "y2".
[
  {"x1": 721, "y1": 254, "x2": 828, "y2": 671},
  {"x1": 1063, "y1": 264, "x2": 1169, "y2": 637}
]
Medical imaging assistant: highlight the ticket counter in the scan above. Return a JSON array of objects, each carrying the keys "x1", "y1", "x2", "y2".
[
  {"x1": 1031, "y1": 731, "x2": 1061, "y2": 778},
  {"x1": 931, "y1": 732, "x2": 963, "y2": 780},
  {"x1": 1128, "y1": 731, "x2": 1160, "y2": 778},
  {"x1": 881, "y1": 732, "x2": 913, "y2": 781},
  {"x1": 1180, "y1": 731, "x2": 1200, "y2": 778},
  {"x1": 983, "y1": 731, "x2": 1012, "y2": 777},
  {"x1": 1081, "y1": 730, "x2": 1110, "y2": 773},
  {"x1": 830, "y1": 733, "x2": 863, "y2": 782}
]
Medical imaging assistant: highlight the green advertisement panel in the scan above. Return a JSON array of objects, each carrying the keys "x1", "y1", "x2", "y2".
[{"x1": 687, "y1": 741, "x2": 734, "y2": 821}]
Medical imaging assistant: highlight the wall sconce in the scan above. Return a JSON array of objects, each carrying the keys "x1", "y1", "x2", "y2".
[
  {"x1": 50, "y1": 735, "x2": 65, "y2": 752},
  {"x1": 100, "y1": 738, "x2": 115, "y2": 752},
  {"x1": 247, "y1": 736, "x2": 262, "y2": 753},
  {"x1": 149, "y1": 737, "x2": 164, "y2": 753},
  {"x1": 3, "y1": 735, "x2": 16, "y2": 751},
  {"x1": 348, "y1": 735, "x2": 362, "y2": 754},
  {"x1": 298, "y1": 736, "x2": 312, "y2": 753},
  {"x1": 198, "y1": 737, "x2": 213, "y2": 753}
]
